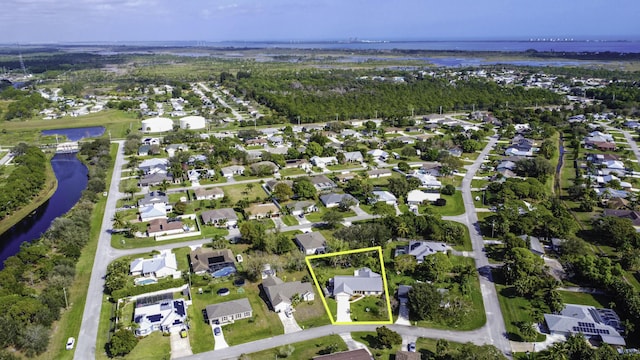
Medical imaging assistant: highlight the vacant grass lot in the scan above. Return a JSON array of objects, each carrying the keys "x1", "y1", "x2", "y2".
[
  {"x1": 557, "y1": 290, "x2": 611, "y2": 308},
  {"x1": 496, "y1": 284, "x2": 546, "y2": 342},
  {"x1": 224, "y1": 182, "x2": 268, "y2": 203},
  {"x1": 429, "y1": 191, "x2": 465, "y2": 216},
  {"x1": 245, "y1": 335, "x2": 347, "y2": 360}
]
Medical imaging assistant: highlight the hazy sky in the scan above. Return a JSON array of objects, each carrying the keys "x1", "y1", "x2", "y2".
[{"x1": 2, "y1": 0, "x2": 638, "y2": 43}]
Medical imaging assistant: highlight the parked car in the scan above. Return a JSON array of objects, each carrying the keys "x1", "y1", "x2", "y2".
[
  {"x1": 66, "y1": 337, "x2": 75, "y2": 350},
  {"x1": 408, "y1": 342, "x2": 416, "y2": 352},
  {"x1": 214, "y1": 327, "x2": 221, "y2": 336},
  {"x1": 180, "y1": 329, "x2": 188, "y2": 338}
]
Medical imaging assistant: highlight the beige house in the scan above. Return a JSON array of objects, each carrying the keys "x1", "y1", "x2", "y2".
[{"x1": 244, "y1": 203, "x2": 281, "y2": 220}]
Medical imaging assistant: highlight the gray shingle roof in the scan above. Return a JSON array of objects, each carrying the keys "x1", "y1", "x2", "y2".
[{"x1": 205, "y1": 298, "x2": 252, "y2": 319}]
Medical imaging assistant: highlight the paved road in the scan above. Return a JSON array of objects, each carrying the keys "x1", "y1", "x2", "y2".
[
  {"x1": 457, "y1": 135, "x2": 512, "y2": 357},
  {"x1": 198, "y1": 83, "x2": 244, "y2": 122},
  {"x1": 75, "y1": 140, "x2": 126, "y2": 360}
]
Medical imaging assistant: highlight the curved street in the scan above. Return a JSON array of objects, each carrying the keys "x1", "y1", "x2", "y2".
[{"x1": 75, "y1": 134, "x2": 513, "y2": 359}]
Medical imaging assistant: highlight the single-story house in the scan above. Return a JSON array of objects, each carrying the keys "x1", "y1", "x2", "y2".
[
  {"x1": 342, "y1": 151, "x2": 364, "y2": 163},
  {"x1": 333, "y1": 267, "x2": 383, "y2": 297},
  {"x1": 245, "y1": 138, "x2": 268, "y2": 146},
  {"x1": 406, "y1": 190, "x2": 440, "y2": 206},
  {"x1": 139, "y1": 158, "x2": 169, "y2": 175},
  {"x1": 265, "y1": 179, "x2": 293, "y2": 193},
  {"x1": 310, "y1": 156, "x2": 338, "y2": 167},
  {"x1": 544, "y1": 304, "x2": 625, "y2": 346},
  {"x1": 294, "y1": 232, "x2": 327, "y2": 255},
  {"x1": 194, "y1": 187, "x2": 224, "y2": 201},
  {"x1": 285, "y1": 201, "x2": 318, "y2": 216},
  {"x1": 320, "y1": 193, "x2": 359, "y2": 208},
  {"x1": 310, "y1": 175, "x2": 337, "y2": 192},
  {"x1": 204, "y1": 298, "x2": 253, "y2": 325},
  {"x1": 518, "y1": 235, "x2": 545, "y2": 256},
  {"x1": 221, "y1": 165, "x2": 245, "y2": 178},
  {"x1": 139, "y1": 203, "x2": 168, "y2": 222},
  {"x1": 335, "y1": 172, "x2": 357, "y2": 183},
  {"x1": 367, "y1": 169, "x2": 392, "y2": 178},
  {"x1": 147, "y1": 218, "x2": 185, "y2": 238},
  {"x1": 262, "y1": 275, "x2": 315, "y2": 313},
  {"x1": 250, "y1": 161, "x2": 279, "y2": 175},
  {"x1": 367, "y1": 149, "x2": 389, "y2": 161},
  {"x1": 201, "y1": 208, "x2": 238, "y2": 227},
  {"x1": 284, "y1": 159, "x2": 311, "y2": 171},
  {"x1": 409, "y1": 172, "x2": 442, "y2": 189},
  {"x1": 244, "y1": 203, "x2": 281, "y2": 220},
  {"x1": 130, "y1": 250, "x2": 180, "y2": 279},
  {"x1": 446, "y1": 147, "x2": 463, "y2": 157},
  {"x1": 602, "y1": 209, "x2": 640, "y2": 229},
  {"x1": 370, "y1": 190, "x2": 397, "y2": 206},
  {"x1": 138, "y1": 144, "x2": 151, "y2": 156},
  {"x1": 165, "y1": 144, "x2": 189, "y2": 157},
  {"x1": 134, "y1": 298, "x2": 188, "y2": 336},
  {"x1": 395, "y1": 351, "x2": 421, "y2": 360},
  {"x1": 138, "y1": 191, "x2": 169, "y2": 209},
  {"x1": 394, "y1": 241, "x2": 450, "y2": 263},
  {"x1": 139, "y1": 173, "x2": 174, "y2": 187},
  {"x1": 313, "y1": 349, "x2": 372, "y2": 360},
  {"x1": 189, "y1": 247, "x2": 235, "y2": 274}
]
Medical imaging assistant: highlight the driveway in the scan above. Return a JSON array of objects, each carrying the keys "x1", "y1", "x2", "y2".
[
  {"x1": 339, "y1": 333, "x2": 371, "y2": 353},
  {"x1": 213, "y1": 325, "x2": 229, "y2": 350},
  {"x1": 335, "y1": 294, "x2": 351, "y2": 323},
  {"x1": 170, "y1": 331, "x2": 193, "y2": 359},
  {"x1": 297, "y1": 215, "x2": 311, "y2": 225},
  {"x1": 277, "y1": 311, "x2": 303, "y2": 333},
  {"x1": 351, "y1": 205, "x2": 367, "y2": 217},
  {"x1": 395, "y1": 299, "x2": 411, "y2": 326}
]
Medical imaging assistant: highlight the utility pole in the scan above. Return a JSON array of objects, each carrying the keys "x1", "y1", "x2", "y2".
[
  {"x1": 439, "y1": 106, "x2": 442, "y2": 115},
  {"x1": 63, "y1": 287, "x2": 69, "y2": 309}
]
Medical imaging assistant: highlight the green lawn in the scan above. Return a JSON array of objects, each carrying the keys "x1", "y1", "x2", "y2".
[
  {"x1": 224, "y1": 183, "x2": 267, "y2": 203},
  {"x1": 430, "y1": 192, "x2": 465, "y2": 216},
  {"x1": 496, "y1": 284, "x2": 547, "y2": 342},
  {"x1": 123, "y1": 331, "x2": 171, "y2": 360},
  {"x1": 244, "y1": 335, "x2": 347, "y2": 360},
  {"x1": 280, "y1": 168, "x2": 306, "y2": 177},
  {"x1": 282, "y1": 215, "x2": 299, "y2": 226},
  {"x1": 557, "y1": 291, "x2": 611, "y2": 308},
  {"x1": 450, "y1": 220, "x2": 472, "y2": 252},
  {"x1": 112, "y1": 230, "x2": 223, "y2": 250},
  {"x1": 293, "y1": 299, "x2": 332, "y2": 329},
  {"x1": 350, "y1": 295, "x2": 391, "y2": 322}
]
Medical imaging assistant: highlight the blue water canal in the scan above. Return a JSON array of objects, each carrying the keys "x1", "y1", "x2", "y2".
[{"x1": 0, "y1": 127, "x2": 103, "y2": 268}]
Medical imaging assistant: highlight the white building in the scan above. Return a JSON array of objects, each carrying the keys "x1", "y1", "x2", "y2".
[
  {"x1": 141, "y1": 117, "x2": 174, "y2": 133},
  {"x1": 129, "y1": 250, "x2": 181, "y2": 279},
  {"x1": 179, "y1": 115, "x2": 206, "y2": 130}
]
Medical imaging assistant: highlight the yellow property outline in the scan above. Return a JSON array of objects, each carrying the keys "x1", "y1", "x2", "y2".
[{"x1": 305, "y1": 246, "x2": 393, "y2": 325}]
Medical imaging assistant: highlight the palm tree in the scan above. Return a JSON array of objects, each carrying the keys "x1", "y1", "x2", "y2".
[
  {"x1": 112, "y1": 212, "x2": 126, "y2": 230},
  {"x1": 539, "y1": 341, "x2": 568, "y2": 360},
  {"x1": 396, "y1": 222, "x2": 410, "y2": 239}
]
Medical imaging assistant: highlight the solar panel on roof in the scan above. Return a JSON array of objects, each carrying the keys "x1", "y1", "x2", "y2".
[{"x1": 147, "y1": 314, "x2": 163, "y2": 323}]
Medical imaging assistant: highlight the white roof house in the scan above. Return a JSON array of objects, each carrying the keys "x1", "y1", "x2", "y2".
[
  {"x1": 130, "y1": 250, "x2": 181, "y2": 279},
  {"x1": 409, "y1": 172, "x2": 442, "y2": 189},
  {"x1": 139, "y1": 203, "x2": 167, "y2": 222},
  {"x1": 179, "y1": 115, "x2": 206, "y2": 130},
  {"x1": 310, "y1": 156, "x2": 338, "y2": 167},
  {"x1": 544, "y1": 304, "x2": 625, "y2": 346},
  {"x1": 141, "y1": 117, "x2": 174, "y2": 133},
  {"x1": 370, "y1": 190, "x2": 398, "y2": 205},
  {"x1": 342, "y1": 151, "x2": 364, "y2": 163},
  {"x1": 394, "y1": 241, "x2": 451, "y2": 263},
  {"x1": 407, "y1": 190, "x2": 440, "y2": 205},
  {"x1": 134, "y1": 298, "x2": 188, "y2": 336},
  {"x1": 367, "y1": 149, "x2": 389, "y2": 160},
  {"x1": 139, "y1": 158, "x2": 169, "y2": 175}
]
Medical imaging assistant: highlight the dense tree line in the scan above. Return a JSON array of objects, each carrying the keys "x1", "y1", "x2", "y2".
[
  {"x1": 0, "y1": 144, "x2": 48, "y2": 219},
  {"x1": 0, "y1": 87, "x2": 49, "y2": 120},
  {"x1": 0, "y1": 139, "x2": 111, "y2": 357},
  {"x1": 231, "y1": 69, "x2": 564, "y2": 122}
]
